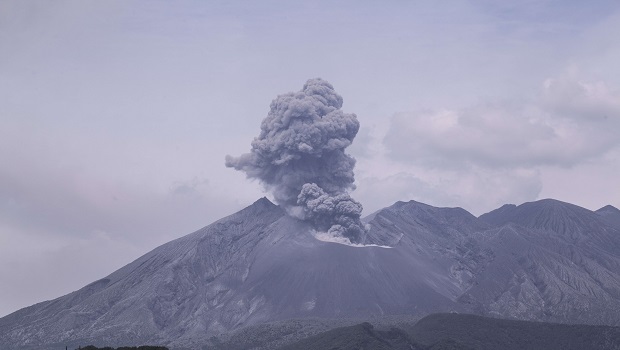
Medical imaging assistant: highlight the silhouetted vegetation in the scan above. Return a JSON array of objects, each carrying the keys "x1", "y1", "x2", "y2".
[
  {"x1": 275, "y1": 322, "x2": 424, "y2": 350},
  {"x1": 202, "y1": 318, "x2": 359, "y2": 350},
  {"x1": 70, "y1": 313, "x2": 618, "y2": 350},
  {"x1": 268, "y1": 313, "x2": 620, "y2": 350},
  {"x1": 408, "y1": 313, "x2": 620, "y2": 350},
  {"x1": 77, "y1": 346, "x2": 168, "y2": 350}
]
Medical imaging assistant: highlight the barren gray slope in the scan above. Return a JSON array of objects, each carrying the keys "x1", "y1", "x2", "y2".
[
  {"x1": 597, "y1": 205, "x2": 620, "y2": 229},
  {"x1": 0, "y1": 198, "x2": 286, "y2": 349},
  {"x1": 480, "y1": 199, "x2": 618, "y2": 244},
  {"x1": 367, "y1": 199, "x2": 620, "y2": 326},
  {"x1": 3, "y1": 198, "x2": 620, "y2": 350},
  {"x1": 0, "y1": 199, "x2": 466, "y2": 350},
  {"x1": 468, "y1": 199, "x2": 620, "y2": 325},
  {"x1": 0, "y1": 198, "x2": 285, "y2": 349},
  {"x1": 365, "y1": 200, "x2": 494, "y2": 300}
]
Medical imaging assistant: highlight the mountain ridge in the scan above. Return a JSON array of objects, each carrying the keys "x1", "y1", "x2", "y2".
[
  {"x1": 2, "y1": 197, "x2": 620, "y2": 349},
  {"x1": 597, "y1": 205, "x2": 620, "y2": 228}
]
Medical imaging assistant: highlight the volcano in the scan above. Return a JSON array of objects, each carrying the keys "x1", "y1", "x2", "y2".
[{"x1": 2, "y1": 198, "x2": 620, "y2": 349}]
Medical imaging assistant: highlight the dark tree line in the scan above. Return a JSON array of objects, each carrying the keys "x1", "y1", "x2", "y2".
[{"x1": 76, "y1": 346, "x2": 168, "y2": 350}]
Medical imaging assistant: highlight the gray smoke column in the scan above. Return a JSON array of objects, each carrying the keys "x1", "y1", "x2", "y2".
[{"x1": 225, "y1": 78, "x2": 366, "y2": 243}]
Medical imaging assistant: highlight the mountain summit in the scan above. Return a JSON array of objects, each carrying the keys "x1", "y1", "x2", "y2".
[
  {"x1": 597, "y1": 204, "x2": 620, "y2": 228},
  {"x1": 2, "y1": 198, "x2": 620, "y2": 349}
]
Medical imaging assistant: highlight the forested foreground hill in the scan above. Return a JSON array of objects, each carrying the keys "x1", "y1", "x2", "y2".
[{"x1": 272, "y1": 313, "x2": 620, "y2": 350}]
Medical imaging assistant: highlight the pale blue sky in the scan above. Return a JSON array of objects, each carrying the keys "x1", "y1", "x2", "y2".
[{"x1": 1, "y1": 0, "x2": 619, "y2": 316}]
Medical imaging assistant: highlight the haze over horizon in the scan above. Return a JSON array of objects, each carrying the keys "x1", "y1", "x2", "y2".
[{"x1": 1, "y1": 0, "x2": 620, "y2": 317}]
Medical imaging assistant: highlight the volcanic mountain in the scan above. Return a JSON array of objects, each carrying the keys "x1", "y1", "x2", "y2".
[
  {"x1": 2, "y1": 198, "x2": 620, "y2": 349},
  {"x1": 597, "y1": 204, "x2": 620, "y2": 229}
]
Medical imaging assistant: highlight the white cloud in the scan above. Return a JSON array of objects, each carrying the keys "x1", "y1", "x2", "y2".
[
  {"x1": 384, "y1": 76, "x2": 620, "y2": 169},
  {"x1": 347, "y1": 74, "x2": 619, "y2": 217},
  {"x1": 541, "y1": 76, "x2": 620, "y2": 122}
]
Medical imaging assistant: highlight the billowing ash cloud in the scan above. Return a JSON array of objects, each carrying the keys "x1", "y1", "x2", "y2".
[{"x1": 225, "y1": 78, "x2": 366, "y2": 243}]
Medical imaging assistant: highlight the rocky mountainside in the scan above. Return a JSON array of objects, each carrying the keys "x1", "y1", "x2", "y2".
[
  {"x1": 472, "y1": 199, "x2": 620, "y2": 324},
  {"x1": 597, "y1": 205, "x2": 620, "y2": 229},
  {"x1": 0, "y1": 198, "x2": 471, "y2": 349},
  {"x1": 2, "y1": 198, "x2": 620, "y2": 349},
  {"x1": 0, "y1": 198, "x2": 287, "y2": 349}
]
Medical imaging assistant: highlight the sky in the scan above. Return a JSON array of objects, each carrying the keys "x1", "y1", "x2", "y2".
[{"x1": 1, "y1": 0, "x2": 620, "y2": 317}]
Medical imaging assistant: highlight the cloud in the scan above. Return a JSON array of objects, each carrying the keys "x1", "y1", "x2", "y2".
[
  {"x1": 384, "y1": 76, "x2": 620, "y2": 170},
  {"x1": 0, "y1": 224, "x2": 139, "y2": 317},
  {"x1": 0, "y1": 157, "x2": 260, "y2": 316},
  {"x1": 541, "y1": 77, "x2": 620, "y2": 122},
  {"x1": 0, "y1": 165, "x2": 251, "y2": 245},
  {"x1": 354, "y1": 74, "x2": 619, "y2": 216}
]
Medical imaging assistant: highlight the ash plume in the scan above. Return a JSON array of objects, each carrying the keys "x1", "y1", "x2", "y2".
[{"x1": 225, "y1": 78, "x2": 366, "y2": 243}]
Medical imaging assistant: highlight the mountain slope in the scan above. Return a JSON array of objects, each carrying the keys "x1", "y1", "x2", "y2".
[
  {"x1": 0, "y1": 199, "x2": 467, "y2": 349},
  {"x1": 597, "y1": 205, "x2": 620, "y2": 229},
  {"x1": 365, "y1": 200, "x2": 494, "y2": 300},
  {"x1": 479, "y1": 199, "x2": 619, "y2": 243},
  {"x1": 470, "y1": 199, "x2": 620, "y2": 324},
  {"x1": 3, "y1": 198, "x2": 620, "y2": 349},
  {"x1": 0, "y1": 198, "x2": 287, "y2": 349}
]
